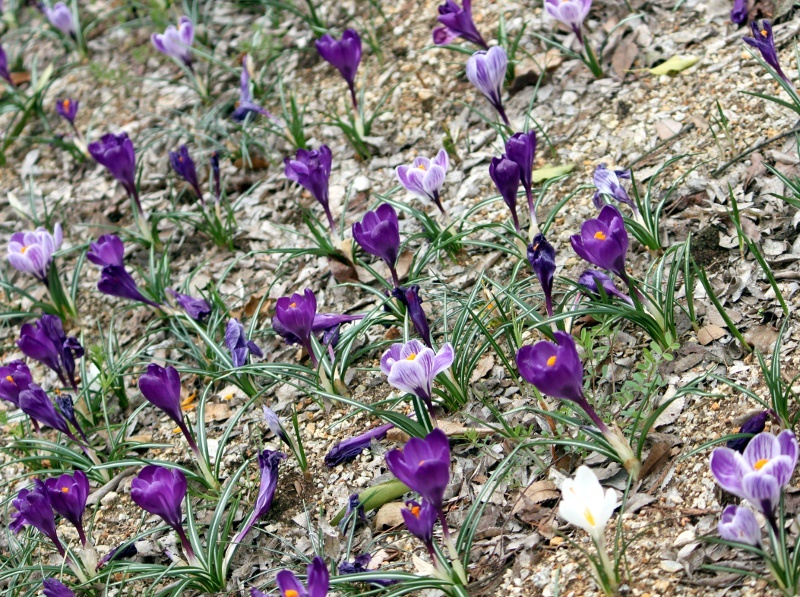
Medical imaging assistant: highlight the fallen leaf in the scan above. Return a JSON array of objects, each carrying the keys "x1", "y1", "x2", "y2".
[
  {"x1": 204, "y1": 402, "x2": 232, "y2": 423},
  {"x1": 638, "y1": 441, "x2": 672, "y2": 480},
  {"x1": 648, "y1": 55, "x2": 699, "y2": 76},
  {"x1": 698, "y1": 324, "x2": 726, "y2": 345},
  {"x1": 511, "y1": 480, "x2": 559, "y2": 516},
  {"x1": 469, "y1": 354, "x2": 494, "y2": 383},
  {"x1": 612, "y1": 38, "x2": 638, "y2": 78},
  {"x1": 328, "y1": 257, "x2": 359, "y2": 283},
  {"x1": 532, "y1": 164, "x2": 574, "y2": 183},
  {"x1": 10, "y1": 71, "x2": 30, "y2": 86},
  {"x1": 744, "y1": 325, "x2": 779, "y2": 353},
  {"x1": 374, "y1": 502, "x2": 405, "y2": 532}
]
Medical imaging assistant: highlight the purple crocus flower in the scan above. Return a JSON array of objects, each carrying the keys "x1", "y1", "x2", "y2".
[
  {"x1": 352, "y1": 204, "x2": 401, "y2": 286},
  {"x1": 44, "y1": 470, "x2": 89, "y2": 546},
  {"x1": 578, "y1": 270, "x2": 633, "y2": 305},
  {"x1": 727, "y1": 410, "x2": 771, "y2": 453},
  {"x1": 592, "y1": 164, "x2": 633, "y2": 210},
  {"x1": 232, "y1": 55, "x2": 272, "y2": 122},
  {"x1": 718, "y1": 505, "x2": 761, "y2": 546},
  {"x1": 131, "y1": 465, "x2": 196, "y2": 562},
  {"x1": 274, "y1": 312, "x2": 363, "y2": 348},
  {"x1": 380, "y1": 340, "x2": 454, "y2": 418},
  {"x1": 87, "y1": 234, "x2": 124, "y2": 267},
  {"x1": 284, "y1": 145, "x2": 334, "y2": 233},
  {"x1": 151, "y1": 16, "x2": 194, "y2": 68},
  {"x1": 43, "y1": 578, "x2": 76, "y2": 597},
  {"x1": 210, "y1": 152, "x2": 221, "y2": 202},
  {"x1": 274, "y1": 289, "x2": 317, "y2": 365},
  {"x1": 263, "y1": 405, "x2": 292, "y2": 447},
  {"x1": 232, "y1": 449, "x2": 287, "y2": 543},
  {"x1": 433, "y1": 0, "x2": 488, "y2": 49},
  {"x1": 391, "y1": 285, "x2": 432, "y2": 348},
  {"x1": 17, "y1": 314, "x2": 83, "y2": 390},
  {"x1": 44, "y1": 2, "x2": 76, "y2": 38},
  {"x1": 170, "y1": 145, "x2": 203, "y2": 201},
  {"x1": 168, "y1": 289, "x2": 211, "y2": 321},
  {"x1": 544, "y1": 0, "x2": 592, "y2": 44},
  {"x1": 489, "y1": 155, "x2": 521, "y2": 231},
  {"x1": 744, "y1": 21, "x2": 790, "y2": 84},
  {"x1": 0, "y1": 360, "x2": 32, "y2": 407},
  {"x1": 55, "y1": 98, "x2": 78, "y2": 125},
  {"x1": 401, "y1": 499, "x2": 438, "y2": 555},
  {"x1": 0, "y1": 45, "x2": 13, "y2": 85},
  {"x1": 386, "y1": 429, "x2": 451, "y2": 510},
  {"x1": 570, "y1": 205, "x2": 629, "y2": 281},
  {"x1": 466, "y1": 47, "x2": 509, "y2": 126},
  {"x1": 226, "y1": 318, "x2": 263, "y2": 368},
  {"x1": 138, "y1": 363, "x2": 202, "y2": 453},
  {"x1": 396, "y1": 149, "x2": 449, "y2": 215},
  {"x1": 325, "y1": 423, "x2": 393, "y2": 467},
  {"x1": 55, "y1": 393, "x2": 89, "y2": 443},
  {"x1": 97, "y1": 265, "x2": 161, "y2": 307},
  {"x1": 276, "y1": 556, "x2": 329, "y2": 597},
  {"x1": 97, "y1": 542, "x2": 138, "y2": 569},
  {"x1": 11, "y1": 480, "x2": 65, "y2": 556},
  {"x1": 7, "y1": 224, "x2": 63, "y2": 284},
  {"x1": 709, "y1": 430, "x2": 798, "y2": 522},
  {"x1": 528, "y1": 234, "x2": 556, "y2": 317},
  {"x1": 87, "y1": 132, "x2": 142, "y2": 216},
  {"x1": 18, "y1": 384, "x2": 75, "y2": 437},
  {"x1": 731, "y1": 0, "x2": 747, "y2": 26},
  {"x1": 315, "y1": 29, "x2": 362, "y2": 109},
  {"x1": 338, "y1": 554, "x2": 398, "y2": 586},
  {"x1": 505, "y1": 131, "x2": 537, "y2": 222}
]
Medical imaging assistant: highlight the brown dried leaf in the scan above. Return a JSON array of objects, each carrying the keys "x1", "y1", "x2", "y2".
[
  {"x1": 204, "y1": 402, "x2": 232, "y2": 423},
  {"x1": 328, "y1": 257, "x2": 359, "y2": 283},
  {"x1": 469, "y1": 354, "x2": 494, "y2": 383},
  {"x1": 612, "y1": 38, "x2": 638, "y2": 78},
  {"x1": 10, "y1": 71, "x2": 30, "y2": 86},
  {"x1": 698, "y1": 324, "x2": 726, "y2": 345},
  {"x1": 511, "y1": 481, "x2": 559, "y2": 517},
  {"x1": 744, "y1": 325, "x2": 779, "y2": 353},
  {"x1": 638, "y1": 441, "x2": 672, "y2": 481},
  {"x1": 374, "y1": 502, "x2": 405, "y2": 532}
]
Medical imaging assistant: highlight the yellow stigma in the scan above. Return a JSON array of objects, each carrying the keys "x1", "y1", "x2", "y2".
[
  {"x1": 755, "y1": 458, "x2": 770, "y2": 470},
  {"x1": 584, "y1": 508, "x2": 596, "y2": 527},
  {"x1": 289, "y1": 302, "x2": 297, "y2": 308},
  {"x1": 411, "y1": 505, "x2": 421, "y2": 518},
  {"x1": 546, "y1": 355, "x2": 557, "y2": 367},
  {"x1": 594, "y1": 231, "x2": 607, "y2": 240},
  {"x1": 418, "y1": 163, "x2": 426, "y2": 171},
  {"x1": 761, "y1": 29, "x2": 768, "y2": 37},
  {"x1": 406, "y1": 353, "x2": 417, "y2": 361},
  {"x1": 61, "y1": 487, "x2": 69, "y2": 493},
  {"x1": 20, "y1": 246, "x2": 28, "y2": 254},
  {"x1": 5, "y1": 375, "x2": 14, "y2": 384},
  {"x1": 62, "y1": 99, "x2": 70, "y2": 110},
  {"x1": 285, "y1": 591, "x2": 299, "y2": 597}
]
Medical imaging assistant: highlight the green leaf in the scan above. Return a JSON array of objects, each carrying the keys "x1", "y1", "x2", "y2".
[
  {"x1": 330, "y1": 479, "x2": 410, "y2": 525},
  {"x1": 648, "y1": 55, "x2": 699, "y2": 76},
  {"x1": 531, "y1": 163, "x2": 574, "y2": 183}
]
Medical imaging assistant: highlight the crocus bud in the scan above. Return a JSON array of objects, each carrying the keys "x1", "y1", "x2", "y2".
[
  {"x1": 19, "y1": 384, "x2": 72, "y2": 436},
  {"x1": 466, "y1": 46, "x2": 509, "y2": 126},
  {"x1": 43, "y1": 578, "x2": 76, "y2": 597},
  {"x1": 324, "y1": 423, "x2": 393, "y2": 467},
  {"x1": 432, "y1": 0, "x2": 488, "y2": 49},
  {"x1": 0, "y1": 45, "x2": 13, "y2": 86},
  {"x1": 727, "y1": 410, "x2": 771, "y2": 453},
  {"x1": 231, "y1": 450, "x2": 287, "y2": 543},
  {"x1": 385, "y1": 429, "x2": 451, "y2": 509},
  {"x1": 167, "y1": 288, "x2": 211, "y2": 321},
  {"x1": 44, "y1": 2, "x2": 76, "y2": 38},
  {"x1": 352, "y1": 204, "x2": 401, "y2": 286},
  {"x1": 87, "y1": 132, "x2": 141, "y2": 214},
  {"x1": 17, "y1": 314, "x2": 83, "y2": 390},
  {"x1": 730, "y1": 0, "x2": 747, "y2": 26},
  {"x1": 87, "y1": 234, "x2": 124, "y2": 267},
  {"x1": 505, "y1": 131, "x2": 537, "y2": 219},
  {"x1": 45, "y1": 470, "x2": 89, "y2": 546},
  {"x1": 138, "y1": 364, "x2": 184, "y2": 427},
  {"x1": 315, "y1": 29, "x2": 362, "y2": 109},
  {"x1": 210, "y1": 152, "x2": 221, "y2": 202},
  {"x1": 592, "y1": 164, "x2": 633, "y2": 210},
  {"x1": 284, "y1": 146, "x2": 335, "y2": 233},
  {"x1": 262, "y1": 405, "x2": 292, "y2": 447},
  {"x1": 578, "y1": 270, "x2": 633, "y2": 305},
  {"x1": 11, "y1": 480, "x2": 65, "y2": 556},
  {"x1": 528, "y1": 234, "x2": 556, "y2": 317},
  {"x1": 55, "y1": 393, "x2": 89, "y2": 443},
  {"x1": 225, "y1": 318, "x2": 263, "y2": 368},
  {"x1": 489, "y1": 155, "x2": 521, "y2": 231},
  {"x1": 169, "y1": 145, "x2": 204, "y2": 201},
  {"x1": 97, "y1": 265, "x2": 161, "y2": 307},
  {"x1": 232, "y1": 55, "x2": 272, "y2": 122},
  {"x1": 391, "y1": 285, "x2": 432, "y2": 348}
]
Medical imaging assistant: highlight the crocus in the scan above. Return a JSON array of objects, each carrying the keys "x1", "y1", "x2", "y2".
[
  {"x1": 731, "y1": 0, "x2": 747, "y2": 26},
  {"x1": 392, "y1": 285, "x2": 432, "y2": 348},
  {"x1": 0, "y1": 360, "x2": 32, "y2": 406},
  {"x1": 466, "y1": 47, "x2": 509, "y2": 126},
  {"x1": 232, "y1": 449, "x2": 287, "y2": 543},
  {"x1": 87, "y1": 234, "x2": 124, "y2": 268},
  {"x1": 710, "y1": 430, "x2": 798, "y2": 522},
  {"x1": 17, "y1": 314, "x2": 83, "y2": 390},
  {"x1": 274, "y1": 289, "x2": 317, "y2": 365},
  {"x1": 97, "y1": 542, "x2": 137, "y2": 568},
  {"x1": 528, "y1": 234, "x2": 556, "y2": 317},
  {"x1": 168, "y1": 288, "x2": 211, "y2": 321},
  {"x1": 324, "y1": 423, "x2": 393, "y2": 467},
  {"x1": 284, "y1": 146, "x2": 335, "y2": 233},
  {"x1": 43, "y1": 578, "x2": 76, "y2": 597},
  {"x1": 433, "y1": 0, "x2": 488, "y2": 49},
  {"x1": 396, "y1": 149, "x2": 449, "y2": 215},
  {"x1": 138, "y1": 364, "x2": 186, "y2": 428},
  {"x1": 170, "y1": 145, "x2": 203, "y2": 201},
  {"x1": 718, "y1": 505, "x2": 761, "y2": 546},
  {"x1": 97, "y1": 265, "x2": 161, "y2": 307},
  {"x1": 56, "y1": 393, "x2": 89, "y2": 443},
  {"x1": 338, "y1": 554, "x2": 398, "y2": 586},
  {"x1": 558, "y1": 465, "x2": 616, "y2": 544},
  {"x1": 130, "y1": 465, "x2": 196, "y2": 563},
  {"x1": 232, "y1": 55, "x2": 271, "y2": 122},
  {"x1": 386, "y1": 428, "x2": 450, "y2": 510},
  {"x1": 151, "y1": 16, "x2": 194, "y2": 68},
  {"x1": 727, "y1": 410, "x2": 771, "y2": 453},
  {"x1": 744, "y1": 21, "x2": 791, "y2": 83},
  {"x1": 490, "y1": 155, "x2": 521, "y2": 231},
  {"x1": 578, "y1": 270, "x2": 633, "y2": 305},
  {"x1": 273, "y1": 312, "x2": 363, "y2": 348},
  {"x1": 505, "y1": 131, "x2": 537, "y2": 224},
  {"x1": 380, "y1": 340, "x2": 454, "y2": 418},
  {"x1": 401, "y1": 499, "x2": 438, "y2": 555},
  {"x1": 45, "y1": 470, "x2": 89, "y2": 546},
  {"x1": 276, "y1": 556, "x2": 329, "y2": 597},
  {"x1": 352, "y1": 204, "x2": 401, "y2": 286},
  {"x1": 544, "y1": 0, "x2": 592, "y2": 44},
  {"x1": 316, "y1": 29, "x2": 362, "y2": 109},
  {"x1": 7, "y1": 224, "x2": 63, "y2": 284},
  {"x1": 11, "y1": 480, "x2": 65, "y2": 556},
  {"x1": 0, "y1": 45, "x2": 12, "y2": 85},
  {"x1": 592, "y1": 164, "x2": 633, "y2": 210},
  {"x1": 570, "y1": 205, "x2": 629, "y2": 281},
  {"x1": 210, "y1": 152, "x2": 221, "y2": 202},
  {"x1": 263, "y1": 405, "x2": 292, "y2": 447},
  {"x1": 44, "y1": 2, "x2": 76, "y2": 38},
  {"x1": 55, "y1": 98, "x2": 78, "y2": 125},
  {"x1": 226, "y1": 318, "x2": 263, "y2": 368},
  {"x1": 18, "y1": 384, "x2": 73, "y2": 437},
  {"x1": 87, "y1": 132, "x2": 141, "y2": 215}
]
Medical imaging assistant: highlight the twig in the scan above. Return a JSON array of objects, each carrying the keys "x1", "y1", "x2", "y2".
[
  {"x1": 628, "y1": 123, "x2": 695, "y2": 169},
  {"x1": 712, "y1": 123, "x2": 800, "y2": 178},
  {"x1": 86, "y1": 467, "x2": 137, "y2": 506}
]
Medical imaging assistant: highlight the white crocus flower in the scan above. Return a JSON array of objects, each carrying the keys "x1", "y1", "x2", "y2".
[{"x1": 558, "y1": 465, "x2": 617, "y2": 543}]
